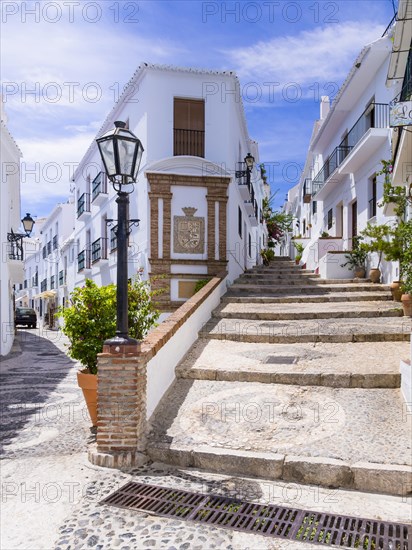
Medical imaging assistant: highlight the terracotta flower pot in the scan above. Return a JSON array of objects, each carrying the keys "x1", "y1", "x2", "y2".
[
  {"x1": 390, "y1": 281, "x2": 403, "y2": 302},
  {"x1": 401, "y1": 294, "x2": 412, "y2": 317},
  {"x1": 77, "y1": 370, "x2": 97, "y2": 426},
  {"x1": 369, "y1": 268, "x2": 381, "y2": 283},
  {"x1": 354, "y1": 267, "x2": 366, "y2": 279}
]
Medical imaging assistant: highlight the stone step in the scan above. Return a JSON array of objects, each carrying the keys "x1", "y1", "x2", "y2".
[
  {"x1": 238, "y1": 273, "x2": 320, "y2": 281},
  {"x1": 200, "y1": 316, "x2": 411, "y2": 344},
  {"x1": 213, "y1": 301, "x2": 403, "y2": 321},
  {"x1": 176, "y1": 339, "x2": 406, "y2": 389},
  {"x1": 222, "y1": 292, "x2": 394, "y2": 304},
  {"x1": 147, "y1": 379, "x2": 412, "y2": 496},
  {"x1": 227, "y1": 283, "x2": 391, "y2": 295},
  {"x1": 234, "y1": 278, "x2": 321, "y2": 286}
]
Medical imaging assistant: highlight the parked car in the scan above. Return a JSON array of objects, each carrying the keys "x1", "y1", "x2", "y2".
[{"x1": 15, "y1": 307, "x2": 37, "y2": 328}]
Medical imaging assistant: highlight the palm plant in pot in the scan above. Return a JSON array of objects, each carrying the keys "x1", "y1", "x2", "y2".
[
  {"x1": 340, "y1": 236, "x2": 367, "y2": 278},
  {"x1": 359, "y1": 223, "x2": 393, "y2": 283},
  {"x1": 58, "y1": 277, "x2": 161, "y2": 425},
  {"x1": 399, "y1": 220, "x2": 412, "y2": 316},
  {"x1": 293, "y1": 242, "x2": 305, "y2": 265}
]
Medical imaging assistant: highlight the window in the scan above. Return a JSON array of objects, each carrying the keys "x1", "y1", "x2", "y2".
[
  {"x1": 369, "y1": 176, "x2": 377, "y2": 219},
  {"x1": 174, "y1": 98, "x2": 205, "y2": 157},
  {"x1": 248, "y1": 233, "x2": 252, "y2": 257},
  {"x1": 327, "y1": 208, "x2": 333, "y2": 230},
  {"x1": 238, "y1": 207, "x2": 242, "y2": 238},
  {"x1": 351, "y1": 201, "x2": 358, "y2": 238},
  {"x1": 312, "y1": 201, "x2": 317, "y2": 215}
]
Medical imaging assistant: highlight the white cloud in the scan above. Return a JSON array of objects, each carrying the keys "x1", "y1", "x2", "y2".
[{"x1": 225, "y1": 21, "x2": 385, "y2": 86}]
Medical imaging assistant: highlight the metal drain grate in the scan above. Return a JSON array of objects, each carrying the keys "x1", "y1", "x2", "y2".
[
  {"x1": 264, "y1": 355, "x2": 298, "y2": 364},
  {"x1": 101, "y1": 482, "x2": 410, "y2": 549}
]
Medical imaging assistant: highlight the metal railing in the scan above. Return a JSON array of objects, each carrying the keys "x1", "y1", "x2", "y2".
[
  {"x1": 91, "y1": 172, "x2": 108, "y2": 202},
  {"x1": 173, "y1": 128, "x2": 205, "y2": 157},
  {"x1": 110, "y1": 226, "x2": 118, "y2": 251},
  {"x1": 77, "y1": 193, "x2": 91, "y2": 218},
  {"x1": 77, "y1": 249, "x2": 91, "y2": 271},
  {"x1": 7, "y1": 232, "x2": 24, "y2": 260},
  {"x1": 92, "y1": 238, "x2": 108, "y2": 263},
  {"x1": 312, "y1": 103, "x2": 389, "y2": 193}
]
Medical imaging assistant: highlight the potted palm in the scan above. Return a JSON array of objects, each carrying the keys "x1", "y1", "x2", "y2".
[
  {"x1": 293, "y1": 242, "x2": 305, "y2": 265},
  {"x1": 59, "y1": 278, "x2": 161, "y2": 425},
  {"x1": 260, "y1": 248, "x2": 275, "y2": 266},
  {"x1": 341, "y1": 236, "x2": 367, "y2": 278},
  {"x1": 359, "y1": 223, "x2": 393, "y2": 283}
]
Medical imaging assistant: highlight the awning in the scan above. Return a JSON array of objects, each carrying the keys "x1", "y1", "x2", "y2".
[
  {"x1": 33, "y1": 290, "x2": 57, "y2": 300},
  {"x1": 387, "y1": 0, "x2": 412, "y2": 82}
]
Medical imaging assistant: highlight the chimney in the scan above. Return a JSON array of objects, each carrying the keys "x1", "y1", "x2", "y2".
[{"x1": 320, "y1": 96, "x2": 330, "y2": 120}]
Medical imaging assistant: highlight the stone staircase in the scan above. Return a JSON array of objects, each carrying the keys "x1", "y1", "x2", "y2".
[{"x1": 148, "y1": 258, "x2": 412, "y2": 496}]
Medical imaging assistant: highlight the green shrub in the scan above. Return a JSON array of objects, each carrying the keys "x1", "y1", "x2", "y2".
[
  {"x1": 194, "y1": 279, "x2": 210, "y2": 293},
  {"x1": 58, "y1": 278, "x2": 161, "y2": 374}
]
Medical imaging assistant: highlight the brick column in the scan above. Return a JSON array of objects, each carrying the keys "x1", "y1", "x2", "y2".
[{"x1": 88, "y1": 342, "x2": 148, "y2": 469}]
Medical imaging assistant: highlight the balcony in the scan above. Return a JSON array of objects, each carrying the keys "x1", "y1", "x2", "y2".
[
  {"x1": 173, "y1": 128, "x2": 205, "y2": 157},
  {"x1": 91, "y1": 238, "x2": 108, "y2": 263},
  {"x1": 91, "y1": 172, "x2": 108, "y2": 205},
  {"x1": 77, "y1": 193, "x2": 91, "y2": 219},
  {"x1": 110, "y1": 226, "x2": 118, "y2": 251},
  {"x1": 77, "y1": 249, "x2": 91, "y2": 272},
  {"x1": 236, "y1": 162, "x2": 255, "y2": 201},
  {"x1": 303, "y1": 179, "x2": 312, "y2": 203},
  {"x1": 313, "y1": 103, "x2": 389, "y2": 197}
]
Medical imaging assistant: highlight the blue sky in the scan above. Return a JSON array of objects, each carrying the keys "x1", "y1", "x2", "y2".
[{"x1": 1, "y1": 0, "x2": 397, "y2": 218}]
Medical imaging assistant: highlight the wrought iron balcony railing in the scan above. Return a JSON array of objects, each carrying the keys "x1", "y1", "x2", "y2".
[
  {"x1": 77, "y1": 249, "x2": 91, "y2": 271},
  {"x1": 77, "y1": 193, "x2": 91, "y2": 218},
  {"x1": 173, "y1": 128, "x2": 205, "y2": 157},
  {"x1": 91, "y1": 172, "x2": 108, "y2": 202},
  {"x1": 92, "y1": 238, "x2": 108, "y2": 263},
  {"x1": 312, "y1": 103, "x2": 389, "y2": 194}
]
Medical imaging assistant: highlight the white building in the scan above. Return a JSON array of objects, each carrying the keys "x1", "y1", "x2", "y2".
[
  {"x1": 286, "y1": 28, "x2": 402, "y2": 281},
  {"x1": 0, "y1": 108, "x2": 24, "y2": 355},
  {"x1": 19, "y1": 201, "x2": 75, "y2": 328},
  {"x1": 69, "y1": 64, "x2": 267, "y2": 309}
]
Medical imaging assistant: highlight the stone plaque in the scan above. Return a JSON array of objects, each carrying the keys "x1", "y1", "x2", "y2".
[{"x1": 173, "y1": 207, "x2": 205, "y2": 254}]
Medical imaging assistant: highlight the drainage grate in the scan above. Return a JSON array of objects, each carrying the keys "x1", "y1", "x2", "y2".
[
  {"x1": 264, "y1": 355, "x2": 298, "y2": 364},
  {"x1": 101, "y1": 482, "x2": 410, "y2": 549}
]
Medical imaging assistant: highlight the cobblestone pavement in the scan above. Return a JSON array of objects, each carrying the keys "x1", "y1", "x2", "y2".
[{"x1": 1, "y1": 329, "x2": 411, "y2": 550}]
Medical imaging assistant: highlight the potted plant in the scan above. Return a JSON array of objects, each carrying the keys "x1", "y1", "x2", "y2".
[
  {"x1": 260, "y1": 248, "x2": 275, "y2": 266},
  {"x1": 341, "y1": 236, "x2": 367, "y2": 278},
  {"x1": 399, "y1": 220, "x2": 412, "y2": 316},
  {"x1": 359, "y1": 222, "x2": 393, "y2": 283},
  {"x1": 293, "y1": 242, "x2": 305, "y2": 265},
  {"x1": 58, "y1": 277, "x2": 161, "y2": 425}
]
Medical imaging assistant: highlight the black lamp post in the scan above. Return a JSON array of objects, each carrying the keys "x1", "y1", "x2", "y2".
[
  {"x1": 7, "y1": 213, "x2": 35, "y2": 261},
  {"x1": 96, "y1": 121, "x2": 144, "y2": 345}
]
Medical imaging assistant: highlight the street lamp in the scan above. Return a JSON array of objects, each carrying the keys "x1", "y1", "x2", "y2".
[
  {"x1": 7, "y1": 213, "x2": 35, "y2": 261},
  {"x1": 21, "y1": 213, "x2": 35, "y2": 236},
  {"x1": 96, "y1": 121, "x2": 144, "y2": 345}
]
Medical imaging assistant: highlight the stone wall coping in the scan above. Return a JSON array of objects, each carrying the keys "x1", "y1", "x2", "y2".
[
  {"x1": 97, "y1": 273, "x2": 226, "y2": 362},
  {"x1": 141, "y1": 273, "x2": 226, "y2": 361}
]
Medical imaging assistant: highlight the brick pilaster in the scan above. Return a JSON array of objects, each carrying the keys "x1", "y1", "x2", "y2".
[{"x1": 88, "y1": 343, "x2": 148, "y2": 469}]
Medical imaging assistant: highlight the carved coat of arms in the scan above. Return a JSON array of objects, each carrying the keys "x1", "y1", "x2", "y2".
[{"x1": 173, "y1": 207, "x2": 205, "y2": 254}]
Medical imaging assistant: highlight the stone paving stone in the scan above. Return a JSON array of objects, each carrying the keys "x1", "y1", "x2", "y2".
[
  {"x1": 175, "y1": 340, "x2": 408, "y2": 389},
  {"x1": 201, "y1": 316, "x2": 412, "y2": 343}
]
